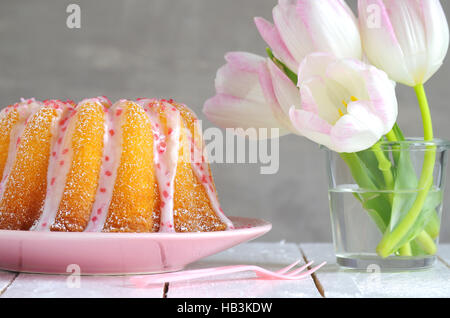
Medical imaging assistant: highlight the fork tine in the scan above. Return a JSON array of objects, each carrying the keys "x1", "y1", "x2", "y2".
[
  {"x1": 275, "y1": 259, "x2": 302, "y2": 274},
  {"x1": 290, "y1": 261, "x2": 326, "y2": 279},
  {"x1": 285, "y1": 260, "x2": 314, "y2": 276}
]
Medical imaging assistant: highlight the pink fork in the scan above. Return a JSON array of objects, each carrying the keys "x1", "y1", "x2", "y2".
[{"x1": 130, "y1": 260, "x2": 326, "y2": 287}]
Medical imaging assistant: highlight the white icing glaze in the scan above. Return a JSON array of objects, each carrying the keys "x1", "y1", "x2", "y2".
[
  {"x1": 85, "y1": 101, "x2": 123, "y2": 232},
  {"x1": 188, "y1": 122, "x2": 235, "y2": 230},
  {"x1": 140, "y1": 100, "x2": 180, "y2": 233}
]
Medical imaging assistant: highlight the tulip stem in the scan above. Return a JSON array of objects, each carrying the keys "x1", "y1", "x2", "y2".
[{"x1": 377, "y1": 84, "x2": 437, "y2": 258}]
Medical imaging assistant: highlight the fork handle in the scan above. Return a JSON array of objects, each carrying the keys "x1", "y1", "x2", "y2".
[{"x1": 131, "y1": 265, "x2": 256, "y2": 286}]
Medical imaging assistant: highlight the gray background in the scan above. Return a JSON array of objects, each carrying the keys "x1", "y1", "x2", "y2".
[{"x1": 0, "y1": 0, "x2": 449, "y2": 242}]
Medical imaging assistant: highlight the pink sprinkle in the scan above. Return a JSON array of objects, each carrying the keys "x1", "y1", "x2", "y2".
[
  {"x1": 168, "y1": 128, "x2": 173, "y2": 135},
  {"x1": 166, "y1": 182, "x2": 170, "y2": 187},
  {"x1": 97, "y1": 208, "x2": 102, "y2": 215},
  {"x1": 62, "y1": 148, "x2": 69, "y2": 155},
  {"x1": 156, "y1": 163, "x2": 161, "y2": 169},
  {"x1": 209, "y1": 185, "x2": 214, "y2": 192},
  {"x1": 105, "y1": 156, "x2": 110, "y2": 162},
  {"x1": 201, "y1": 175, "x2": 208, "y2": 184},
  {"x1": 42, "y1": 222, "x2": 47, "y2": 227},
  {"x1": 160, "y1": 201, "x2": 165, "y2": 208},
  {"x1": 16, "y1": 137, "x2": 20, "y2": 145},
  {"x1": 109, "y1": 129, "x2": 115, "y2": 136},
  {"x1": 92, "y1": 216, "x2": 97, "y2": 222},
  {"x1": 168, "y1": 224, "x2": 173, "y2": 228},
  {"x1": 171, "y1": 107, "x2": 176, "y2": 111},
  {"x1": 158, "y1": 147, "x2": 166, "y2": 154},
  {"x1": 59, "y1": 160, "x2": 64, "y2": 166},
  {"x1": 163, "y1": 190, "x2": 169, "y2": 199},
  {"x1": 59, "y1": 118, "x2": 67, "y2": 126},
  {"x1": 105, "y1": 171, "x2": 112, "y2": 177},
  {"x1": 52, "y1": 152, "x2": 57, "y2": 157},
  {"x1": 51, "y1": 177, "x2": 56, "y2": 186},
  {"x1": 100, "y1": 188, "x2": 106, "y2": 193},
  {"x1": 116, "y1": 109, "x2": 123, "y2": 117},
  {"x1": 62, "y1": 127, "x2": 67, "y2": 132},
  {"x1": 57, "y1": 137, "x2": 63, "y2": 144}
]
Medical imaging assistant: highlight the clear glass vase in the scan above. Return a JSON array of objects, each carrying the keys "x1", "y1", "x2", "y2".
[{"x1": 324, "y1": 139, "x2": 450, "y2": 270}]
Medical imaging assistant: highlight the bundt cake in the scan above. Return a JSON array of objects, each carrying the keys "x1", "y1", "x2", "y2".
[{"x1": 0, "y1": 97, "x2": 233, "y2": 233}]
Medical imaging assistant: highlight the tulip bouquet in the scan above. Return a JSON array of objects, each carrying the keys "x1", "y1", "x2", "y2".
[{"x1": 204, "y1": 0, "x2": 449, "y2": 263}]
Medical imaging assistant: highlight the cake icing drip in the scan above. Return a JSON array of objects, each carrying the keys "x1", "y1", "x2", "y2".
[
  {"x1": 140, "y1": 99, "x2": 181, "y2": 232},
  {"x1": 85, "y1": 100, "x2": 124, "y2": 232},
  {"x1": 188, "y1": 121, "x2": 235, "y2": 230}
]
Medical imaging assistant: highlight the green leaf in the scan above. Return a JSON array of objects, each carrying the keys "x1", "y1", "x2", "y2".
[{"x1": 265, "y1": 47, "x2": 298, "y2": 85}]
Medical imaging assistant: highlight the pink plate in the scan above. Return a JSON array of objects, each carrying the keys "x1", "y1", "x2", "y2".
[{"x1": 0, "y1": 216, "x2": 271, "y2": 275}]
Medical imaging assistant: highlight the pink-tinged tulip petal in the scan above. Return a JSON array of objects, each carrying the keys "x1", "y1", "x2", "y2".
[
  {"x1": 358, "y1": 0, "x2": 414, "y2": 85},
  {"x1": 204, "y1": 52, "x2": 294, "y2": 139},
  {"x1": 215, "y1": 52, "x2": 266, "y2": 99},
  {"x1": 295, "y1": 0, "x2": 361, "y2": 59},
  {"x1": 269, "y1": 0, "x2": 361, "y2": 70},
  {"x1": 289, "y1": 107, "x2": 335, "y2": 150},
  {"x1": 331, "y1": 101, "x2": 385, "y2": 153},
  {"x1": 325, "y1": 58, "x2": 398, "y2": 130},
  {"x1": 358, "y1": 0, "x2": 449, "y2": 86},
  {"x1": 297, "y1": 53, "x2": 337, "y2": 83},
  {"x1": 422, "y1": 0, "x2": 449, "y2": 83},
  {"x1": 204, "y1": 94, "x2": 289, "y2": 138},
  {"x1": 290, "y1": 53, "x2": 398, "y2": 153},
  {"x1": 257, "y1": 62, "x2": 295, "y2": 131},
  {"x1": 254, "y1": 17, "x2": 297, "y2": 72},
  {"x1": 267, "y1": 60, "x2": 301, "y2": 117},
  {"x1": 300, "y1": 77, "x2": 341, "y2": 124}
]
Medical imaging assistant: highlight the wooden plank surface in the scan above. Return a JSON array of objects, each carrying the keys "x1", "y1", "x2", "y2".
[
  {"x1": 1, "y1": 242, "x2": 450, "y2": 298},
  {"x1": 166, "y1": 242, "x2": 321, "y2": 298},
  {"x1": 0, "y1": 271, "x2": 17, "y2": 296},
  {"x1": 300, "y1": 243, "x2": 450, "y2": 298},
  {"x1": 1, "y1": 274, "x2": 165, "y2": 298},
  {"x1": 438, "y1": 245, "x2": 450, "y2": 267}
]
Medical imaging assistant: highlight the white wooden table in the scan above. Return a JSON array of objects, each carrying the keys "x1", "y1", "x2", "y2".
[{"x1": 1, "y1": 242, "x2": 449, "y2": 298}]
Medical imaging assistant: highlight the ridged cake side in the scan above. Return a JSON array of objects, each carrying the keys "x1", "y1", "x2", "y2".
[
  {"x1": 0, "y1": 106, "x2": 60, "y2": 230},
  {"x1": 103, "y1": 101, "x2": 157, "y2": 232},
  {"x1": 51, "y1": 101, "x2": 106, "y2": 231}
]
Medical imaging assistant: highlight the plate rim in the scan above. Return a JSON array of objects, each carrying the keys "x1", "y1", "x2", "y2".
[{"x1": 0, "y1": 216, "x2": 272, "y2": 240}]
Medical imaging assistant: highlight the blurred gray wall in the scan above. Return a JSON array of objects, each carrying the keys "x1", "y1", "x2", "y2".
[{"x1": 0, "y1": 0, "x2": 449, "y2": 243}]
